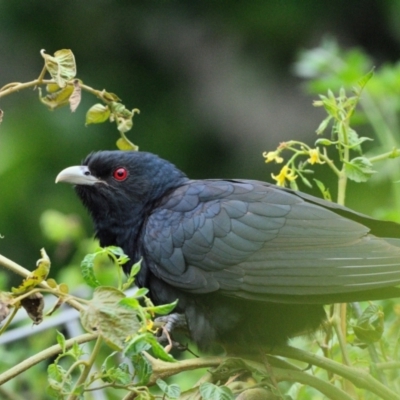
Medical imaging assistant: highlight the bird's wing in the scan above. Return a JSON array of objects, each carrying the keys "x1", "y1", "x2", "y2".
[{"x1": 144, "y1": 180, "x2": 400, "y2": 303}]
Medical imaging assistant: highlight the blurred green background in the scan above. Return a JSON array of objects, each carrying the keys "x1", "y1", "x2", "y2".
[{"x1": 1, "y1": 0, "x2": 400, "y2": 279}]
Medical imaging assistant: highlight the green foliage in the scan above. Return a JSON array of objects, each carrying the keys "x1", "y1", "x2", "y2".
[
  {"x1": 2, "y1": 43, "x2": 400, "y2": 399},
  {"x1": 199, "y1": 383, "x2": 234, "y2": 400},
  {"x1": 0, "y1": 48, "x2": 139, "y2": 151}
]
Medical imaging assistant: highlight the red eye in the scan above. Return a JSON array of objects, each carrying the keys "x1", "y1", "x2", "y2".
[{"x1": 113, "y1": 167, "x2": 128, "y2": 181}]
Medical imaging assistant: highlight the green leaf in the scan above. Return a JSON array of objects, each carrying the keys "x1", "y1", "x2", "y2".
[
  {"x1": 116, "y1": 136, "x2": 138, "y2": 151},
  {"x1": 80, "y1": 253, "x2": 101, "y2": 288},
  {"x1": 199, "y1": 383, "x2": 234, "y2": 400},
  {"x1": 129, "y1": 259, "x2": 141, "y2": 276},
  {"x1": 85, "y1": 103, "x2": 111, "y2": 125},
  {"x1": 124, "y1": 333, "x2": 175, "y2": 362},
  {"x1": 298, "y1": 174, "x2": 312, "y2": 188},
  {"x1": 156, "y1": 379, "x2": 181, "y2": 399},
  {"x1": 357, "y1": 68, "x2": 374, "y2": 90},
  {"x1": 104, "y1": 365, "x2": 132, "y2": 385},
  {"x1": 41, "y1": 49, "x2": 76, "y2": 88},
  {"x1": 80, "y1": 287, "x2": 141, "y2": 350},
  {"x1": 38, "y1": 85, "x2": 74, "y2": 110},
  {"x1": 119, "y1": 297, "x2": 140, "y2": 310},
  {"x1": 147, "y1": 299, "x2": 178, "y2": 316},
  {"x1": 56, "y1": 331, "x2": 66, "y2": 353},
  {"x1": 66, "y1": 341, "x2": 85, "y2": 360},
  {"x1": 315, "y1": 138, "x2": 336, "y2": 146},
  {"x1": 344, "y1": 157, "x2": 376, "y2": 182},
  {"x1": 131, "y1": 354, "x2": 153, "y2": 385},
  {"x1": 353, "y1": 304, "x2": 384, "y2": 344},
  {"x1": 315, "y1": 116, "x2": 332, "y2": 135},
  {"x1": 313, "y1": 179, "x2": 331, "y2": 201},
  {"x1": 133, "y1": 287, "x2": 149, "y2": 298},
  {"x1": 106, "y1": 246, "x2": 126, "y2": 257}
]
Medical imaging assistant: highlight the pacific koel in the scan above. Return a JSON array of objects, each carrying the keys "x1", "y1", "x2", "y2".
[{"x1": 56, "y1": 150, "x2": 400, "y2": 352}]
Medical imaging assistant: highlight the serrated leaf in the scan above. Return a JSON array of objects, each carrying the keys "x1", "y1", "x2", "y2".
[
  {"x1": 156, "y1": 379, "x2": 181, "y2": 399},
  {"x1": 353, "y1": 304, "x2": 384, "y2": 343},
  {"x1": 80, "y1": 287, "x2": 141, "y2": 350},
  {"x1": 41, "y1": 49, "x2": 76, "y2": 88},
  {"x1": 199, "y1": 382, "x2": 234, "y2": 400},
  {"x1": 80, "y1": 253, "x2": 101, "y2": 288},
  {"x1": 48, "y1": 363, "x2": 66, "y2": 383},
  {"x1": 68, "y1": 341, "x2": 85, "y2": 360},
  {"x1": 131, "y1": 354, "x2": 153, "y2": 385},
  {"x1": 105, "y1": 365, "x2": 132, "y2": 385},
  {"x1": 344, "y1": 157, "x2": 376, "y2": 182},
  {"x1": 86, "y1": 103, "x2": 111, "y2": 125},
  {"x1": 12, "y1": 248, "x2": 50, "y2": 294}
]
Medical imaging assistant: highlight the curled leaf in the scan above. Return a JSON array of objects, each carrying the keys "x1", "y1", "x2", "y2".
[
  {"x1": 69, "y1": 79, "x2": 82, "y2": 112},
  {"x1": 12, "y1": 248, "x2": 51, "y2": 294},
  {"x1": 21, "y1": 292, "x2": 44, "y2": 325},
  {"x1": 116, "y1": 136, "x2": 138, "y2": 151},
  {"x1": 46, "y1": 297, "x2": 65, "y2": 317},
  {"x1": 38, "y1": 85, "x2": 74, "y2": 110},
  {"x1": 40, "y1": 49, "x2": 76, "y2": 88}
]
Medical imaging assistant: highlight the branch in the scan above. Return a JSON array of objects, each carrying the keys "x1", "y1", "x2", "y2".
[
  {"x1": 0, "y1": 332, "x2": 97, "y2": 385},
  {"x1": 0, "y1": 253, "x2": 84, "y2": 312},
  {"x1": 272, "y1": 346, "x2": 400, "y2": 400}
]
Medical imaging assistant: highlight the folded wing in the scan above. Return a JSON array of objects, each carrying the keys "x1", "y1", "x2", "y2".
[{"x1": 144, "y1": 180, "x2": 400, "y2": 303}]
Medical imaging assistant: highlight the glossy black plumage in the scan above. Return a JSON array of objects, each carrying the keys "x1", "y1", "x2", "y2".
[{"x1": 56, "y1": 150, "x2": 400, "y2": 351}]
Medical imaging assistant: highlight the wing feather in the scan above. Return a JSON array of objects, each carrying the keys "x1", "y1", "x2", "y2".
[{"x1": 144, "y1": 179, "x2": 400, "y2": 302}]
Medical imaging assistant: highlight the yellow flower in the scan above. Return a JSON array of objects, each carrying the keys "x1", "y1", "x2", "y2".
[
  {"x1": 271, "y1": 165, "x2": 297, "y2": 187},
  {"x1": 307, "y1": 148, "x2": 324, "y2": 165},
  {"x1": 263, "y1": 150, "x2": 283, "y2": 164}
]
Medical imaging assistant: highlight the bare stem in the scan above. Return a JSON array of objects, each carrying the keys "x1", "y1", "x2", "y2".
[{"x1": 0, "y1": 333, "x2": 97, "y2": 385}]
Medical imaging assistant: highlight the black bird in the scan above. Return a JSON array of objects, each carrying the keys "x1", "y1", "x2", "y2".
[{"x1": 56, "y1": 150, "x2": 400, "y2": 352}]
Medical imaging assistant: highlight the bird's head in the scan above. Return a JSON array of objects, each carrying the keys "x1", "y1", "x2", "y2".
[{"x1": 56, "y1": 150, "x2": 187, "y2": 227}]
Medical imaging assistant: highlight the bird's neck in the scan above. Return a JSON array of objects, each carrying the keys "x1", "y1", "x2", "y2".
[{"x1": 93, "y1": 203, "x2": 145, "y2": 250}]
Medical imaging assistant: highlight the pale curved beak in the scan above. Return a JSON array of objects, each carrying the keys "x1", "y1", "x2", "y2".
[{"x1": 55, "y1": 165, "x2": 99, "y2": 185}]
